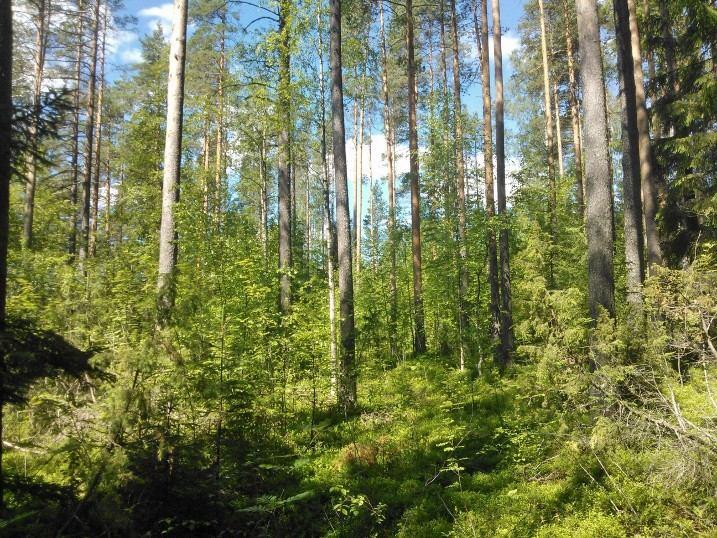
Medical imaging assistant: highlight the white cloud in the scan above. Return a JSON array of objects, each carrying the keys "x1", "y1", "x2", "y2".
[
  {"x1": 345, "y1": 133, "x2": 410, "y2": 187},
  {"x1": 106, "y1": 29, "x2": 138, "y2": 53},
  {"x1": 120, "y1": 48, "x2": 145, "y2": 64},
  {"x1": 467, "y1": 31, "x2": 521, "y2": 65},
  {"x1": 138, "y1": 2, "x2": 175, "y2": 37},
  {"x1": 138, "y1": 3, "x2": 175, "y2": 23}
]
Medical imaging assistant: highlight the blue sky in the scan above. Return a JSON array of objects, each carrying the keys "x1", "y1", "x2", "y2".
[
  {"x1": 108, "y1": 0, "x2": 527, "y2": 81},
  {"x1": 107, "y1": 0, "x2": 529, "y2": 199}
]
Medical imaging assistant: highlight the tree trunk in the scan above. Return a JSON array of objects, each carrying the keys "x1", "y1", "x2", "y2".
[
  {"x1": 379, "y1": 0, "x2": 398, "y2": 360},
  {"x1": 356, "y1": 86, "x2": 365, "y2": 275},
  {"x1": 627, "y1": 0, "x2": 662, "y2": 270},
  {"x1": 157, "y1": 0, "x2": 188, "y2": 326},
  {"x1": 614, "y1": 0, "x2": 645, "y2": 308},
  {"x1": 318, "y1": 9, "x2": 338, "y2": 393},
  {"x1": 23, "y1": 0, "x2": 49, "y2": 249},
  {"x1": 78, "y1": 0, "x2": 101, "y2": 268},
  {"x1": 564, "y1": 0, "x2": 584, "y2": 216},
  {"x1": 260, "y1": 133, "x2": 269, "y2": 262},
  {"x1": 538, "y1": 0, "x2": 557, "y2": 287},
  {"x1": 450, "y1": 0, "x2": 469, "y2": 370},
  {"x1": 214, "y1": 12, "x2": 226, "y2": 223},
  {"x1": 492, "y1": 0, "x2": 514, "y2": 367},
  {"x1": 278, "y1": 0, "x2": 292, "y2": 314},
  {"x1": 475, "y1": 0, "x2": 501, "y2": 361},
  {"x1": 329, "y1": 0, "x2": 357, "y2": 413},
  {"x1": 575, "y1": 0, "x2": 615, "y2": 322},
  {"x1": 89, "y1": 2, "x2": 107, "y2": 257},
  {"x1": 104, "y1": 152, "x2": 111, "y2": 240},
  {"x1": 0, "y1": 0, "x2": 15, "y2": 510},
  {"x1": 406, "y1": 0, "x2": 427, "y2": 355},
  {"x1": 554, "y1": 80, "x2": 564, "y2": 178},
  {"x1": 68, "y1": 0, "x2": 84, "y2": 256}
]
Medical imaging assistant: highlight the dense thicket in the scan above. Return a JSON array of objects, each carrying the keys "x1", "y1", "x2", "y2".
[{"x1": 1, "y1": 0, "x2": 716, "y2": 535}]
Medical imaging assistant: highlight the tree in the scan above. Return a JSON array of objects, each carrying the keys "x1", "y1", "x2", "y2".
[
  {"x1": 492, "y1": 0, "x2": 513, "y2": 366},
  {"x1": 575, "y1": 0, "x2": 615, "y2": 321},
  {"x1": 22, "y1": 0, "x2": 50, "y2": 249},
  {"x1": 406, "y1": 0, "x2": 427, "y2": 355},
  {"x1": 614, "y1": 0, "x2": 645, "y2": 308},
  {"x1": 475, "y1": 0, "x2": 500, "y2": 359},
  {"x1": 563, "y1": 0, "x2": 584, "y2": 216},
  {"x1": 537, "y1": 0, "x2": 557, "y2": 286},
  {"x1": 627, "y1": 0, "x2": 662, "y2": 270},
  {"x1": 0, "y1": 0, "x2": 13, "y2": 510},
  {"x1": 278, "y1": 0, "x2": 293, "y2": 315},
  {"x1": 157, "y1": 0, "x2": 189, "y2": 325},
  {"x1": 379, "y1": 0, "x2": 398, "y2": 360},
  {"x1": 78, "y1": 0, "x2": 101, "y2": 266},
  {"x1": 449, "y1": 0, "x2": 468, "y2": 369},
  {"x1": 68, "y1": 0, "x2": 84, "y2": 256},
  {"x1": 329, "y1": 0, "x2": 356, "y2": 413}
]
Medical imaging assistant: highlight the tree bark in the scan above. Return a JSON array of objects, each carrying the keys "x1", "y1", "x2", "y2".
[
  {"x1": 475, "y1": 0, "x2": 500, "y2": 361},
  {"x1": 318, "y1": 10, "x2": 338, "y2": 393},
  {"x1": 278, "y1": 0, "x2": 292, "y2": 314},
  {"x1": 564, "y1": 0, "x2": 584, "y2": 216},
  {"x1": 614, "y1": 0, "x2": 645, "y2": 307},
  {"x1": 554, "y1": 81, "x2": 564, "y2": 178},
  {"x1": 157, "y1": 0, "x2": 188, "y2": 326},
  {"x1": 406, "y1": 0, "x2": 427, "y2": 355},
  {"x1": 450, "y1": 0, "x2": 469, "y2": 370},
  {"x1": 627, "y1": 0, "x2": 662, "y2": 270},
  {"x1": 329, "y1": 0, "x2": 357, "y2": 413},
  {"x1": 68, "y1": 0, "x2": 84, "y2": 256},
  {"x1": 78, "y1": 0, "x2": 101, "y2": 268},
  {"x1": 492, "y1": 0, "x2": 513, "y2": 367},
  {"x1": 379, "y1": 0, "x2": 398, "y2": 360},
  {"x1": 575, "y1": 0, "x2": 615, "y2": 321},
  {"x1": 356, "y1": 85, "x2": 365, "y2": 275},
  {"x1": 89, "y1": 1, "x2": 107, "y2": 257},
  {"x1": 0, "y1": 0, "x2": 15, "y2": 510},
  {"x1": 214, "y1": 15, "x2": 226, "y2": 223},
  {"x1": 23, "y1": 0, "x2": 49, "y2": 249},
  {"x1": 538, "y1": 0, "x2": 557, "y2": 287}
]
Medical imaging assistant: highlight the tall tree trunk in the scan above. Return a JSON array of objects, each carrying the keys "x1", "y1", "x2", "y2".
[
  {"x1": 575, "y1": 0, "x2": 615, "y2": 322},
  {"x1": 492, "y1": 0, "x2": 514, "y2": 367},
  {"x1": 627, "y1": 0, "x2": 662, "y2": 270},
  {"x1": 554, "y1": 80, "x2": 564, "y2": 178},
  {"x1": 278, "y1": 0, "x2": 293, "y2": 314},
  {"x1": 538, "y1": 0, "x2": 557, "y2": 287},
  {"x1": 475, "y1": 0, "x2": 500, "y2": 360},
  {"x1": 318, "y1": 9, "x2": 338, "y2": 393},
  {"x1": 614, "y1": 0, "x2": 645, "y2": 307},
  {"x1": 450, "y1": 0, "x2": 469, "y2": 370},
  {"x1": 89, "y1": 2, "x2": 107, "y2": 257},
  {"x1": 406, "y1": 0, "x2": 427, "y2": 355},
  {"x1": 329, "y1": 0, "x2": 357, "y2": 413},
  {"x1": 78, "y1": 0, "x2": 101, "y2": 267},
  {"x1": 104, "y1": 151, "x2": 111, "y2": 240},
  {"x1": 157, "y1": 0, "x2": 188, "y2": 326},
  {"x1": 352, "y1": 97, "x2": 358, "y2": 255},
  {"x1": 68, "y1": 0, "x2": 84, "y2": 256},
  {"x1": 356, "y1": 86, "x2": 365, "y2": 275},
  {"x1": 260, "y1": 132, "x2": 269, "y2": 262},
  {"x1": 23, "y1": 0, "x2": 49, "y2": 249},
  {"x1": 214, "y1": 12, "x2": 226, "y2": 222},
  {"x1": 0, "y1": 0, "x2": 15, "y2": 510},
  {"x1": 379, "y1": 0, "x2": 398, "y2": 360},
  {"x1": 564, "y1": 0, "x2": 584, "y2": 216}
]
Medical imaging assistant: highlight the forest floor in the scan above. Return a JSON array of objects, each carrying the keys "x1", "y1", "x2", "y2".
[{"x1": 236, "y1": 358, "x2": 708, "y2": 537}]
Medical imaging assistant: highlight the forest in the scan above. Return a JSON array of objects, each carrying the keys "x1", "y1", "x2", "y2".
[{"x1": 0, "y1": 0, "x2": 716, "y2": 534}]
